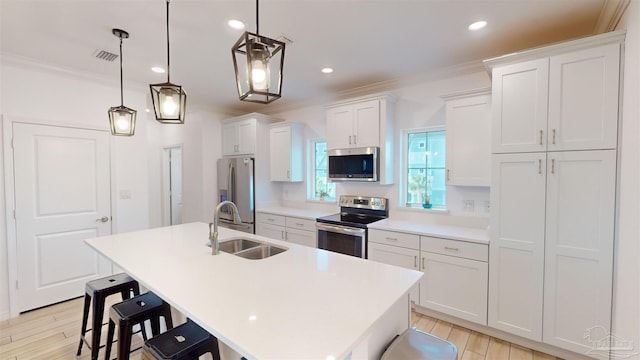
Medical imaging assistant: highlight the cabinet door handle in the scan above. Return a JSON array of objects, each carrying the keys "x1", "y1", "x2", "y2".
[
  {"x1": 353, "y1": 134, "x2": 357, "y2": 144},
  {"x1": 414, "y1": 256, "x2": 417, "y2": 268},
  {"x1": 287, "y1": 170, "x2": 290, "y2": 179},
  {"x1": 447, "y1": 169, "x2": 450, "y2": 181},
  {"x1": 551, "y1": 158, "x2": 555, "y2": 174},
  {"x1": 385, "y1": 237, "x2": 398, "y2": 241},
  {"x1": 281, "y1": 230, "x2": 286, "y2": 240},
  {"x1": 267, "y1": 218, "x2": 275, "y2": 222},
  {"x1": 444, "y1": 246, "x2": 459, "y2": 252},
  {"x1": 422, "y1": 257, "x2": 425, "y2": 270},
  {"x1": 552, "y1": 129, "x2": 556, "y2": 145},
  {"x1": 296, "y1": 223, "x2": 304, "y2": 227},
  {"x1": 539, "y1": 130, "x2": 543, "y2": 146},
  {"x1": 538, "y1": 159, "x2": 542, "y2": 175},
  {"x1": 349, "y1": 135, "x2": 352, "y2": 145}
]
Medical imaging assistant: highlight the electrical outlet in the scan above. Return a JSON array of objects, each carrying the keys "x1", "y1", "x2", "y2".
[{"x1": 463, "y1": 200, "x2": 475, "y2": 212}]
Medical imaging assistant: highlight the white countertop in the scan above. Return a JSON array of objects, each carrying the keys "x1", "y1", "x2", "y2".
[
  {"x1": 257, "y1": 206, "x2": 334, "y2": 220},
  {"x1": 86, "y1": 222, "x2": 422, "y2": 360},
  {"x1": 369, "y1": 219, "x2": 489, "y2": 244}
]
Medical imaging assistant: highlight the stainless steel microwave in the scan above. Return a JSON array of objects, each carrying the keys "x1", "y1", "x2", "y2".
[{"x1": 328, "y1": 147, "x2": 379, "y2": 182}]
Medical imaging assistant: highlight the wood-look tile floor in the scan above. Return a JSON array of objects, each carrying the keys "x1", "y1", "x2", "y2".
[
  {"x1": 0, "y1": 296, "x2": 562, "y2": 359},
  {"x1": 410, "y1": 311, "x2": 563, "y2": 360}
]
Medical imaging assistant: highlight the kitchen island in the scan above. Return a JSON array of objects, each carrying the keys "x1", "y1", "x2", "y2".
[{"x1": 85, "y1": 222, "x2": 423, "y2": 360}]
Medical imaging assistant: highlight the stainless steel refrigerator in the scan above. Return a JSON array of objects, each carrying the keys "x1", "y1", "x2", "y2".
[{"x1": 217, "y1": 157, "x2": 255, "y2": 234}]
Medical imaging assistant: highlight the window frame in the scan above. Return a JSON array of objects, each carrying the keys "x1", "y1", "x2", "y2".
[
  {"x1": 307, "y1": 138, "x2": 336, "y2": 202},
  {"x1": 400, "y1": 125, "x2": 447, "y2": 210}
]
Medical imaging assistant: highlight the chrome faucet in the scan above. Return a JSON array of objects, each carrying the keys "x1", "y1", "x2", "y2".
[{"x1": 210, "y1": 200, "x2": 242, "y2": 255}]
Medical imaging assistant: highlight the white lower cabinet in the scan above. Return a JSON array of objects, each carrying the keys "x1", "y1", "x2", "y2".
[
  {"x1": 420, "y1": 236, "x2": 488, "y2": 325},
  {"x1": 368, "y1": 229, "x2": 489, "y2": 321},
  {"x1": 256, "y1": 212, "x2": 317, "y2": 247},
  {"x1": 368, "y1": 242, "x2": 420, "y2": 304},
  {"x1": 489, "y1": 150, "x2": 616, "y2": 355}
]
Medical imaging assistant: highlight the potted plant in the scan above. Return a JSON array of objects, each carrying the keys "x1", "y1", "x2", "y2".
[{"x1": 317, "y1": 188, "x2": 330, "y2": 201}]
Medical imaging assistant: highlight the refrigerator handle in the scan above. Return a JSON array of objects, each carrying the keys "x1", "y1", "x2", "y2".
[{"x1": 227, "y1": 162, "x2": 234, "y2": 215}]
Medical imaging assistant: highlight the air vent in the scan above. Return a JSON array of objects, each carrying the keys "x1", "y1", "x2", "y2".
[
  {"x1": 94, "y1": 49, "x2": 118, "y2": 62},
  {"x1": 276, "y1": 35, "x2": 293, "y2": 45}
]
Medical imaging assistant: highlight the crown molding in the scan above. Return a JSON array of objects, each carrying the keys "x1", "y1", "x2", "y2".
[{"x1": 595, "y1": 0, "x2": 631, "y2": 33}]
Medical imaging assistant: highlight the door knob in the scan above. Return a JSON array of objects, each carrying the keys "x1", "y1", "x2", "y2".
[{"x1": 96, "y1": 216, "x2": 109, "y2": 223}]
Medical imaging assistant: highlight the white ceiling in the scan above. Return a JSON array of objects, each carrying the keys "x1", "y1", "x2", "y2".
[{"x1": 0, "y1": 0, "x2": 624, "y2": 115}]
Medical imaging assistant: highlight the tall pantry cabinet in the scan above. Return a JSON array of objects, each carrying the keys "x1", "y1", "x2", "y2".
[{"x1": 485, "y1": 31, "x2": 623, "y2": 357}]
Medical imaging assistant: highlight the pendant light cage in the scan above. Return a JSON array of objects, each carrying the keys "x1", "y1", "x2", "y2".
[
  {"x1": 232, "y1": 0, "x2": 285, "y2": 104},
  {"x1": 108, "y1": 28, "x2": 137, "y2": 136},
  {"x1": 232, "y1": 32, "x2": 285, "y2": 104},
  {"x1": 150, "y1": 0, "x2": 187, "y2": 124}
]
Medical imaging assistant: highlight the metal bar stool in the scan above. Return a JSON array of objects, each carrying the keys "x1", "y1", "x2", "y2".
[
  {"x1": 77, "y1": 273, "x2": 141, "y2": 360},
  {"x1": 141, "y1": 319, "x2": 221, "y2": 360},
  {"x1": 104, "y1": 291, "x2": 173, "y2": 360}
]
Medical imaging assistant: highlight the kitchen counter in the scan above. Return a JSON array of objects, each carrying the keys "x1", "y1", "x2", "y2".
[
  {"x1": 256, "y1": 206, "x2": 334, "y2": 220},
  {"x1": 369, "y1": 219, "x2": 489, "y2": 244},
  {"x1": 85, "y1": 222, "x2": 422, "y2": 360}
]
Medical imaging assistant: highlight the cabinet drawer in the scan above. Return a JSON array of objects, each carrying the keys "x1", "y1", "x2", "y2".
[
  {"x1": 285, "y1": 217, "x2": 316, "y2": 232},
  {"x1": 256, "y1": 213, "x2": 285, "y2": 226},
  {"x1": 286, "y1": 227, "x2": 317, "y2": 248},
  {"x1": 369, "y1": 229, "x2": 419, "y2": 250},
  {"x1": 420, "y1": 236, "x2": 488, "y2": 262}
]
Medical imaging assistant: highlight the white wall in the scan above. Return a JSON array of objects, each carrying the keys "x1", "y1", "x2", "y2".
[
  {"x1": 613, "y1": 1, "x2": 640, "y2": 356},
  {"x1": 0, "y1": 61, "x2": 150, "y2": 319},
  {"x1": 146, "y1": 108, "x2": 227, "y2": 228},
  {"x1": 273, "y1": 71, "x2": 492, "y2": 227}
]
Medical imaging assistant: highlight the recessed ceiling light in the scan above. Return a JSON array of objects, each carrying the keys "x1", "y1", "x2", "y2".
[
  {"x1": 151, "y1": 66, "x2": 165, "y2": 73},
  {"x1": 145, "y1": 109, "x2": 150, "y2": 113},
  {"x1": 468, "y1": 20, "x2": 487, "y2": 31},
  {"x1": 321, "y1": 68, "x2": 334, "y2": 74},
  {"x1": 228, "y1": 19, "x2": 245, "y2": 30}
]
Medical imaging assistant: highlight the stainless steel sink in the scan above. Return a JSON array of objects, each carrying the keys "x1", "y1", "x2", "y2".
[
  {"x1": 218, "y1": 238, "x2": 262, "y2": 253},
  {"x1": 208, "y1": 238, "x2": 287, "y2": 260},
  {"x1": 234, "y1": 244, "x2": 287, "y2": 260}
]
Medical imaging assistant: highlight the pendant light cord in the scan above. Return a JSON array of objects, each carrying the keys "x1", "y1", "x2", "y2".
[
  {"x1": 256, "y1": 0, "x2": 259, "y2": 34},
  {"x1": 166, "y1": 0, "x2": 171, "y2": 82},
  {"x1": 119, "y1": 36, "x2": 124, "y2": 106}
]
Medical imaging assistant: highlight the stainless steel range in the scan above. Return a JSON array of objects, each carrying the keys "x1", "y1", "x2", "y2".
[{"x1": 315, "y1": 195, "x2": 389, "y2": 258}]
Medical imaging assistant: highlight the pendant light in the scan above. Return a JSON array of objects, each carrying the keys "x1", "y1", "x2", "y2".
[
  {"x1": 150, "y1": 0, "x2": 186, "y2": 123},
  {"x1": 108, "y1": 29, "x2": 136, "y2": 136},
  {"x1": 231, "y1": 0, "x2": 285, "y2": 104}
]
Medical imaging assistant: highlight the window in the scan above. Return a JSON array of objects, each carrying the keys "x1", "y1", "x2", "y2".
[
  {"x1": 310, "y1": 140, "x2": 336, "y2": 201},
  {"x1": 405, "y1": 128, "x2": 446, "y2": 207}
]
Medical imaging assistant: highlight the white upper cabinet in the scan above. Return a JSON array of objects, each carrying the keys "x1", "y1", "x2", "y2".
[
  {"x1": 222, "y1": 118, "x2": 256, "y2": 156},
  {"x1": 489, "y1": 40, "x2": 620, "y2": 154},
  {"x1": 442, "y1": 88, "x2": 491, "y2": 186},
  {"x1": 491, "y1": 58, "x2": 549, "y2": 154},
  {"x1": 327, "y1": 99, "x2": 381, "y2": 149},
  {"x1": 269, "y1": 122, "x2": 304, "y2": 182},
  {"x1": 326, "y1": 93, "x2": 395, "y2": 184},
  {"x1": 548, "y1": 43, "x2": 620, "y2": 151}
]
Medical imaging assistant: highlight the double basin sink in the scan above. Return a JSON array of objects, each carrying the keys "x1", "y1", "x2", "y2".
[{"x1": 210, "y1": 238, "x2": 287, "y2": 260}]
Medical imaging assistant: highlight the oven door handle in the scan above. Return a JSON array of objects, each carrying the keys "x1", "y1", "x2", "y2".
[{"x1": 315, "y1": 223, "x2": 366, "y2": 236}]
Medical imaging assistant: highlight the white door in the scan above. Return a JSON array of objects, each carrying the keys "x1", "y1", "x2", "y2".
[
  {"x1": 13, "y1": 123, "x2": 112, "y2": 312},
  {"x1": 368, "y1": 242, "x2": 420, "y2": 304},
  {"x1": 491, "y1": 58, "x2": 549, "y2": 153},
  {"x1": 269, "y1": 125, "x2": 291, "y2": 181},
  {"x1": 169, "y1": 147, "x2": 183, "y2": 225},
  {"x1": 420, "y1": 251, "x2": 488, "y2": 325},
  {"x1": 445, "y1": 93, "x2": 491, "y2": 186},
  {"x1": 543, "y1": 150, "x2": 616, "y2": 353},
  {"x1": 326, "y1": 106, "x2": 353, "y2": 149},
  {"x1": 488, "y1": 152, "x2": 546, "y2": 340},
  {"x1": 236, "y1": 119, "x2": 256, "y2": 155},
  {"x1": 353, "y1": 100, "x2": 380, "y2": 148}
]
